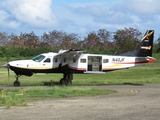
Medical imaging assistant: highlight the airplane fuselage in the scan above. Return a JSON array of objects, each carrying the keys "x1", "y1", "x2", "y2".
[{"x1": 8, "y1": 52, "x2": 154, "y2": 76}]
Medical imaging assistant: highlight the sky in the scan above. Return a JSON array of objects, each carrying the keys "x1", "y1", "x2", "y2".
[{"x1": 0, "y1": 0, "x2": 160, "y2": 40}]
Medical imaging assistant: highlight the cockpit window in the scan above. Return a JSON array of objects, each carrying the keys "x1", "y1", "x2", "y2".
[
  {"x1": 32, "y1": 55, "x2": 45, "y2": 62},
  {"x1": 44, "y1": 58, "x2": 51, "y2": 63}
]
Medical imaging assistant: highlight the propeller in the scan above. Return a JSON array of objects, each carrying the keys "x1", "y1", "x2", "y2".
[
  {"x1": 7, "y1": 64, "x2": 10, "y2": 78},
  {"x1": 3, "y1": 55, "x2": 10, "y2": 79},
  {"x1": 6, "y1": 55, "x2": 10, "y2": 79}
]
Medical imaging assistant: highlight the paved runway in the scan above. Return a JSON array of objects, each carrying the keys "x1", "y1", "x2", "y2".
[{"x1": 0, "y1": 84, "x2": 160, "y2": 120}]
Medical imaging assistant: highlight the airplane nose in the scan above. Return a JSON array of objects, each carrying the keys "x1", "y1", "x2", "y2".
[{"x1": 3, "y1": 63, "x2": 10, "y2": 68}]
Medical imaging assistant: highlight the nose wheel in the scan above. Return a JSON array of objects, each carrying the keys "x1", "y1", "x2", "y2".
[{"x1": 13, "y1": 75, "x2": 21, "y2": 87}]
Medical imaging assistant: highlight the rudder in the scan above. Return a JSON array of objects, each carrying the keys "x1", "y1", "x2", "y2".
[{"x1": 136, "y1": 30, "x2": 154, "y2": 57}]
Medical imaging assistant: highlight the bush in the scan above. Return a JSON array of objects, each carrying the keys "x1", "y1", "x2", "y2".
[{"x1": 0, "y1": 47, "x2": 55, "y2": 58}]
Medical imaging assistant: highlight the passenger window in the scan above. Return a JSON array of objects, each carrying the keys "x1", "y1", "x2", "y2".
[
  {"x1": 103, "y1": 59, "x2": 109, "y2": 63},
  {"x1": 80, "y1": 59, "x2": 86, "y2": 63},
  {"x1": 44, "y1": 58, "x2": 51, "y2": 63}
]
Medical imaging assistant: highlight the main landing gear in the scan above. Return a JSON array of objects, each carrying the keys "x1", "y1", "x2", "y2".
[
  {"x1": 12, "y1": 73, "x2": 73, "y2": 87},
  {"x1": 13, "y1": 75, "x2": 21, "y2": 87},
  {"x1": 60, "y1": 73, "x2": 73, "y2": 86}
]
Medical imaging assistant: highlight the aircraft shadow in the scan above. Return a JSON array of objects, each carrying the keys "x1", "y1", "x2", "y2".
[
  {"x1": 73, "y1": 83, "x2": 144, "y2": 87},
  {"x1": 122, "y1": 82, "x2": 144, "y2": 86},
  {"x1": 43, "y1": 81, "x2": 144, "y2": 87},
  {"x1": 0, "y1": 81, "x2": 144, "y2": 88}
]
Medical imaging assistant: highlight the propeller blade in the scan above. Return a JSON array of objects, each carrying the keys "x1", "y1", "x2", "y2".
[
  {"x1": 3, "y1": 63, "x2": 10, "y2": 78},
  {"x1": 6, "y1": 55, "x2": 10, "y2": 79},
  {"x1": 7, "y1": 64, "x2": 10, "y2": 78}
]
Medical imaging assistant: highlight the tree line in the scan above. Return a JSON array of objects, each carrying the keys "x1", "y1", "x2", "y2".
[{"x1": 0, "y1": 27, "x2": 160, "y2": 58}]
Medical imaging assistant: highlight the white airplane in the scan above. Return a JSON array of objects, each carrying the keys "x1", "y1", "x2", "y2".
[{"x1": 3, "y1": 30, "x2": 154, "y2": 86}]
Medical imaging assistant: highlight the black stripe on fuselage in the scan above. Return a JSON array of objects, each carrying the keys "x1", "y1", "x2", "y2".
[{"x1": 9, "y1": 64, "x2": 84, "y2": 76}]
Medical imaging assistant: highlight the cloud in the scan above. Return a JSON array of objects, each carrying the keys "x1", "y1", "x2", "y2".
[
  {"x1": 0, "y1": 10, "x2": 20, "y2": 29},
  {"x1": 125, "y1": 0, "x2": 160, "y2": 14},
  {"x1": 60, "y1": 2, "x2": 133, "y2": 33},
  {"x1": 1, "y1": 0, "x2": 57, "y2": 28},
  {"x1": 0, "y1": 10, "x2": 8, "y2": 21},
  {"x1": 61, "y1": 0, "x2": 160, "y2": 36},
  {"x1": 0, "y1": 0, "x2": 160, "y2": 38}
]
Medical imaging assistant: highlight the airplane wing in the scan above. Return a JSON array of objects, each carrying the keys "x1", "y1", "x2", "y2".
[{"x1": 55, "y1": 49, "x2": 84, "y2": 58}]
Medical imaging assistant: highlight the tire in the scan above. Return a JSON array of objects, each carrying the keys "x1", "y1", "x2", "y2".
[
  {"x1": 60, "y1": 78, "x2": 65, "y2": 85},
  {"x1": 67, "y1": 79, "x2": 72, "y2": 85},
  {"x1": 14, "y1": 81, "x2": 20, "y2": 87}
]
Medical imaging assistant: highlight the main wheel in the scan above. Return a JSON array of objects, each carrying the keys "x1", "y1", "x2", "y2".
[
  {"x1": 67, "y1": 79, "x2": 72, "y2": 85},
  {"x1": 14, "y1": 80, "x2": 20, "y2": 87},
  {"x1": 60, "y1": 78, "x2": 65, "y2": 85}
]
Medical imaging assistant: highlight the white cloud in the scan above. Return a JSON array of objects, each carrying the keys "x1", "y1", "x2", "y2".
[
  {"x1": 61, "y1": 0, "x2": 160, "y2": 37},
  {"x1": 0, "y1": 10, "x2": 20, "y2": 29},
  {"x1": 0, "y1": 10, "x2": 8, "y2": 21},
  {"x1": 125, "y1": 0, "x2": 160, "y2": 14},
  {"x1": 1, "y1": 0, "x2": 57, "y2": 28}
]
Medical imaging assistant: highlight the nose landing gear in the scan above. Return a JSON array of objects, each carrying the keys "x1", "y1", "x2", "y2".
[{"x1": 13, "y1": 75, "x2": 21, "y2": 87}]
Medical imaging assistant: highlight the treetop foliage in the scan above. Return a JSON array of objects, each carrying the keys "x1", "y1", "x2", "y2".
[{"x1": 0, "y1": 27, "x2": 159, "y2": 58}]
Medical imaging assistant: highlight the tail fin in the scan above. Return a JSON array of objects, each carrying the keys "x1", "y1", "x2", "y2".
[
  {"x1": 116, "y1": 30, "x2": 154, "y2": 57},
  {"x1": 136, "y1": 30, "x2": 154, "y2": 57}
]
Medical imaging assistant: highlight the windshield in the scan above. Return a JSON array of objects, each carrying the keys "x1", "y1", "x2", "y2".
[{"x1": 32, "y1": 55, "x2": 45, "y2": 62}]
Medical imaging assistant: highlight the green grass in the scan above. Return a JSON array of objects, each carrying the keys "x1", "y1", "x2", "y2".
[{"x1": 0, "y1": 86, "x2": 116, "y2": 107}]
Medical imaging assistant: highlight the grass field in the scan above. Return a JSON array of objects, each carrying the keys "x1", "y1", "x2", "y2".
[{"x1": 0, "y1": 54, "x2": 160, "y2": 107}]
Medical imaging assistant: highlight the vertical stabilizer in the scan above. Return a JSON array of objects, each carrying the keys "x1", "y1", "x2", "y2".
[{"x1": 136, "y1": 30, "x2": 154, "y2": 57}]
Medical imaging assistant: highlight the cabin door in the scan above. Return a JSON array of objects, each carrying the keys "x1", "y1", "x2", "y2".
[{"x1": 87, "y1": 56, "x2": 102, "y2": 71}]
